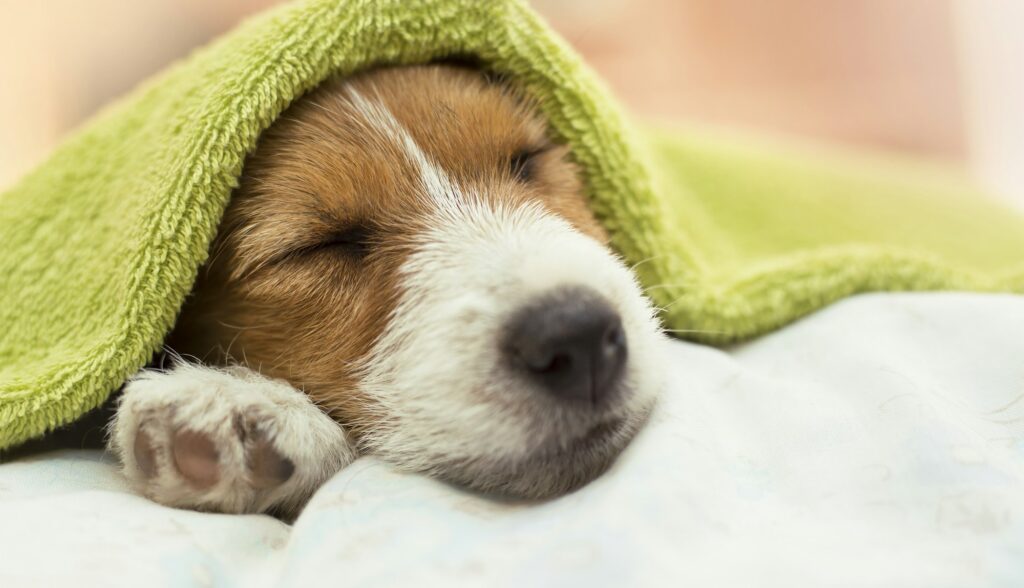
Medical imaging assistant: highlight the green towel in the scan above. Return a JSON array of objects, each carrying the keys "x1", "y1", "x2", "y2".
[{"x1": 2, "y1": 0, "x2": 1023, "y2": 451}]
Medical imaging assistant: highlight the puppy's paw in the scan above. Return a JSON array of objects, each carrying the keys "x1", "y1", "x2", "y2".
[{"x1": 108, "y1": 363, "x2": 355, "y2": 517}]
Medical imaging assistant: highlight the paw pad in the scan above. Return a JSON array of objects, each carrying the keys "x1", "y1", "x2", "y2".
[
  {"x1": 172, "y1": 429, "x2": 221, "y2": 490},
  {"x1": 247, "y1": 429, "x2": 295, "y2": 489}
]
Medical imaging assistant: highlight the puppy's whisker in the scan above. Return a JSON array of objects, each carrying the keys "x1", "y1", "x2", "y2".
[
  {"x1": 661, "y1": 327, "x2": 731, "y2": 336},
  {"x1": 627, "y1": 254, "x2": 664, "y2": 273},
  {"x1": 156, "y1": 346, "x2": 202, "y2": 371},
  {"x1": 215, "y1": 320, "x2": 267, "y2": 331},
  {"x1": 661, "y1": 292, "x2": 698, "y2": 310},
  {"x1": 642, "y1": 283, "x2": 687, "y2": 295},
  {"x1": 223, "y1": 330, "x2": 245, "y2": 364}
]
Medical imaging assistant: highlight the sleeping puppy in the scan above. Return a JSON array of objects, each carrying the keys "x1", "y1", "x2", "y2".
[{"x1": 108, "y1": 64, "x2": 666, "y2": 517}]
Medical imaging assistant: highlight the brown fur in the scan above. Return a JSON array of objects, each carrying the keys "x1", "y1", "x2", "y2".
[{"x1": 168, "y1": 65, "x2": 606, "y2": 441}]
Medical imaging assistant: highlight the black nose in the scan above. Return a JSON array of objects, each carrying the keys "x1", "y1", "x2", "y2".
[{"x1": 504, "y1": 287, "x2": 628, "y2": 406}]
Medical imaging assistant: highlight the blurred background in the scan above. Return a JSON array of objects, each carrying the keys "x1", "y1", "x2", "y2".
[{"x1": 1, "y1": 0, "x2": 1021, "y2": 209}]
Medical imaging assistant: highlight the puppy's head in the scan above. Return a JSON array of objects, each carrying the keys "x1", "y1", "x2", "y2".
[{"x1": 171, "y1": 64, "x2": 665, "y2": 498}]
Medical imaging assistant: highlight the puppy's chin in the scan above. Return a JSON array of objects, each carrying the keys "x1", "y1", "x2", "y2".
[
  {"x1": 431, "y1": 402, "x2": 654, "y2": 500},
  {"x1": 351, "y1": 199, "x2": 667, "y2": 499}
]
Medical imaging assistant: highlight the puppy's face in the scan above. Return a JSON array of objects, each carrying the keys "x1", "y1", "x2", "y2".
[{"x1": 171, "y1": 65, "x2": 665, "y2": 498}]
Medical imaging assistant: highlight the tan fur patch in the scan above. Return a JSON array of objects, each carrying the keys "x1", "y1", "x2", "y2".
[{"x1": 168, "y1": 65, "x2": 605, "y2": 440}]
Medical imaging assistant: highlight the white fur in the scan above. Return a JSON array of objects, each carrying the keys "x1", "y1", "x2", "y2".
[
  {"x1": 356, "y1": 198, "x2": 666, "y2": 484},
  {"x1": 108, "y1": 363, "x2": 355, "y2": 516},
  {"x1": 111, "y1": 87, "x2": 666, "y2": 511}
]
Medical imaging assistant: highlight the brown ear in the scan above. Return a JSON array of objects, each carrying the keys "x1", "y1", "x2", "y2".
[{"x1": 430, "y1": 54, "x2": 507, "y2": 86}]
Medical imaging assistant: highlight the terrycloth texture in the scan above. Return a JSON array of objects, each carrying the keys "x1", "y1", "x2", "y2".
[{"x1": 1, "y1": 0, "x2": 1023, "y2": 450}]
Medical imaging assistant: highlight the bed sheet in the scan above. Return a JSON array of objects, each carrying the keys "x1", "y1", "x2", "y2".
[{"x1": 2, "y1": 293, "x2": 1023, "y2": 587}]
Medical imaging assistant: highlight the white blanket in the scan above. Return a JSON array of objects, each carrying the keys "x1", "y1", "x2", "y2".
[{"x1": 2, "y1": 293, "x2": 1023, "y2": 587}]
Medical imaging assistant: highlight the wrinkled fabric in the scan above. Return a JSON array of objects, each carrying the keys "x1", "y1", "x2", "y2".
[{"x1": 3, "y1": 293, "x2": 1022, "y2": 587}]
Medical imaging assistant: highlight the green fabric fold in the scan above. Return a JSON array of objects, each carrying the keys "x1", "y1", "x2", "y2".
[{"x1": 2, "y1": 0, "x2": 1022, "y2": 450}]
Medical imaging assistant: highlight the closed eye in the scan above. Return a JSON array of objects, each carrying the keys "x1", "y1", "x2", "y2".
[
  {"x1": 318, "y1": 225, "x2": 373, "y2": 258},
  {"x1": 263, "y1": 222, "x2": 376, "y2": 271},
  {"x1": 509, "y1": 147, "x2": 546, "y2": 183}
]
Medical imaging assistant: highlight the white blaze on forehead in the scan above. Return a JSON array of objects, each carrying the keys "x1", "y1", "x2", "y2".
[{"x1": 345, "y1": 87, "x2": 459, "y2": 205}]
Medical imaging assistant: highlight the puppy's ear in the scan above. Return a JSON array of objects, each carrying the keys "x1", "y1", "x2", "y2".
[{"x1": 431, "y1": 54, "x2": 506, "y2": 86}]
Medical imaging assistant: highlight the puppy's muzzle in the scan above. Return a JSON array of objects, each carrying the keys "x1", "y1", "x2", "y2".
[{"x1": 504, "y1": 286, "x2": 628, "y2": 407}]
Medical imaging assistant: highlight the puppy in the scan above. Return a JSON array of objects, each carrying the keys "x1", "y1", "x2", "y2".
[{"x1": 108, "y1": 64, "x2": 665, "y2": 517}]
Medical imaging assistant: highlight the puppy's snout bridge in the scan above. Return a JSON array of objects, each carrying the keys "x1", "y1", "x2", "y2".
[{"x1": 504, "y1": 286, "x2": 627, "y2": 407}]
